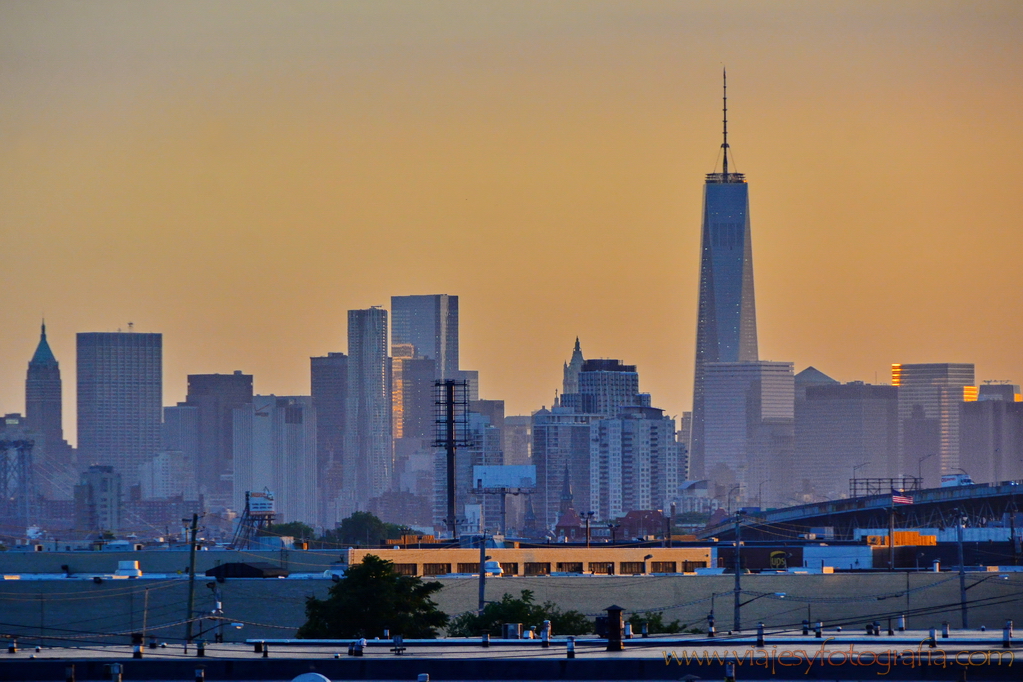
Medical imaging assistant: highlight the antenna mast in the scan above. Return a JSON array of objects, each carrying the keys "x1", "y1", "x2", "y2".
[{"x1": 721, "y1": 68, "x2": 729, "y2": 181}]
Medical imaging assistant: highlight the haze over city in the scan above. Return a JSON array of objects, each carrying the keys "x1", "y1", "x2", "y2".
[{"x1": 2, "y1": 1, "x2": 1020, "y2": 442}]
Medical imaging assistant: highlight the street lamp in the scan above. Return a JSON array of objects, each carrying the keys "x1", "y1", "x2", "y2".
[
  {"x1": 962, "y1": 574, "x2": 1010, "y2": 630},
  {"x1": 740, "y1": 592, "x2": 786, "y2": 608},
  {"x1": 726, "y1": 485, "x2": 742, "y2": 516},
  {"x1": 606, "y1": 522, "x2": 621, "y2": 545},
  {"x1": 757, "y1": 479, "x2": 772, "y2": 508},
  {"x1": 198, "y1": 582, "x2": 242, "y2": 645},
  {"x1": 954, "y1": 500, "x2": 1006, "y2": 630},
  {"x1": 736, "y1": 592, "x2": 785, "y2": 633},
  {"x1": 192, "y1": 619, "x2": 243, "y2": 648}
]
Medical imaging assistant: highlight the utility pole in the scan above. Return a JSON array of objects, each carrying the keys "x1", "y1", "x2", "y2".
[
  {"x1": 184, "y1": 513, "x2": 199, "y2": 644},
  {"x1": 670, "y1": 502, "x2": 676, "y2": 547},
  {"x1": 957, "y1": 509, "x2": 968, "y2": 628},
  {"x1": 733, "y1": 511, "x2": 744, "y2": 632},
  {"x1": 477, "y1": 531, "x2": 487, "y2": 614},
  {"x1": 888, "y1": 497, "x2": 896, "y2": 572},
  {"x1": 1011, "y1": 495, "x2": 1019, "y2": 566}
]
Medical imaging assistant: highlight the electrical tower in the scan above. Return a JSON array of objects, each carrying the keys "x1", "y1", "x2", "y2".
[{"x1": 433, "y1": 379, "x2": 470, "y2": 539}]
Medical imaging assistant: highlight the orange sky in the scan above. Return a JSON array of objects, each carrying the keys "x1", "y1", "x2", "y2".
[{"x1": 2, "y1": 1, "x2": 1021, "y2": 445}]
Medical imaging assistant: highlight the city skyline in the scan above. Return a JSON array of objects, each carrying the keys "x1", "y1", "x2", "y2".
[{"x1": 2, "y1": 2, "x2": 1021, "y2": 441}]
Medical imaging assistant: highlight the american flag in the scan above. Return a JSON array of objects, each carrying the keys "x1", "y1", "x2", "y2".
[{"x1": 892, "y1": 489, "x2": 914, "y2": 505}]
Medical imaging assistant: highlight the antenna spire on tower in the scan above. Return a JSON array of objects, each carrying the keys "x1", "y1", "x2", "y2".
[{"x1": 722, "y1": 67, "x2": 729, "y2": 180}]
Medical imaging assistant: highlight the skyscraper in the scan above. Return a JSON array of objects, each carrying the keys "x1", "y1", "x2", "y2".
[
  {"x1": 391, "y1": 349, "x2": 437, "y2": 441},
  {"x1": 311, "y1": 353, "x2": 347, "y2": 463},
  {"x1": 162, "y1": 404, "x2": 199, "y2": 463},
  {"x1": 344, "y1": 307, "x2": 392, "y2": 513},
  {"x1": 311, "y1": 352, "x2": 347, "y2": 524},
  {"x1": 560, "y1": 359, "x2": 648, "y2": 417},
  {"x1": 793, "y1": 379, "x2": 899, "y2": 502},
  {"x1": 562, "y1": 338, "x2": 584, "y2": 395},
  {"x1": 537, "y1": 349, "x2": 681, "y2": 530},
  {"x1": 589, "y1": 406, "x2": 679, "y2": 521},
  {"x1": 233, "y1": 395, "x2": 318, "y2": 526},
  {"x1": 892, "y1": 363, "x2": 976, "y2": 486},
  {"x1": 690, "y1": 72, "x2": 759, "y2": 480},
  {"x1": 390, "y1": 295, "x2": 459, "y2": 380},
  {"x1": 73, "y1": 465, "x2": 122, "y2": 532},
  {"x1": 77, "y1": 331, "x2": 162, "y2": 486},
  {"x1": 161, "y1": 403, "x2": 201, "y2": 503},
  {"x1": 184, "y1": 372, "x2": 253, "y2": 506},
  {"x1": 702, "y1": 361, "x2": 792, "y2": 502},
  {"x1": 532, "y1": 406, "x2": 601, "y2": 530},
  {"x1": 25, "y1": 322, "x2": 74, "y2": 498},
  {"x1": 26, "y1": 323, "x2": 68, "y2": 454},
  {"x1": 960, "y1": 384, "x2": 1023, "y2": 484}
]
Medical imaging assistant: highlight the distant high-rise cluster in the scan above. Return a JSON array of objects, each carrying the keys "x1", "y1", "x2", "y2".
[
  {"x1": 532, "y1": 341, "x2": 685, "y2": 532},
  {"x1": 5, "y1": 80, "x2": 1020, "y2": 543}
]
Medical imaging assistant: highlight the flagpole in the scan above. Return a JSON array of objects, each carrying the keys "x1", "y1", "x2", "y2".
[{"x1": 889, "y1": 493, "x2": 895, "y2": 572}]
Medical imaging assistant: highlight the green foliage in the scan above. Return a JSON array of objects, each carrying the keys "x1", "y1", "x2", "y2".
[
  {"x1": 320, "y1": 511, "x2": 409, "y2": 546},
  {"x1": 627, "y1": 611, "x2": 682, "y2": 634},
  {"x1": 269, "y1": 521, "x2": 315, "y2": 540},
  {"x1": 675, "y1": 511, "x2": 711, "y2": 525},
  {"x1": 446, "y1": 589, "x2": 593, "y2": 637},
  {"x1": 297, "y1": 554, "x2": 448, "y2": 639}
]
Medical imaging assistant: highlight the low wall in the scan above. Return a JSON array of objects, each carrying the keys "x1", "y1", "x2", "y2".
[{"x1": 1, "y1": 572, "x2": 1017, "y2": 644}]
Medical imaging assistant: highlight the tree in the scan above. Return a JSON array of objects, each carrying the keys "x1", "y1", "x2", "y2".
[
  {"x1": 447, "y1": 589, "x2": 592, "y2": 637},
  {"x1": 320, "y1": 511, "x2": 409, "y2": 546},
  {"x1": 297, "y1": 554, "x2": 448, "y2": 639},
  {"x1": 268, "y1": 521, "x2": 315, "y2": 540},
  {"x1": 627, "y1": 611, "x2": 682, "y2": 634}
]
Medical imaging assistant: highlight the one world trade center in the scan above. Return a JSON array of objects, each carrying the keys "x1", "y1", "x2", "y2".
[{"x1": 689, "y1": 71, "x2": 759, "y2": 480}]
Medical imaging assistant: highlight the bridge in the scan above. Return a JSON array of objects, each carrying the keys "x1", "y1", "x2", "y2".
[{"x1": 700, "y1": 480, "x2": 1023, "y2": 541}]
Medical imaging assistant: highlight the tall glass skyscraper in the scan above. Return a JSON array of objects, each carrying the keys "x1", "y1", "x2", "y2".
[
  {"x1": 343, "y1": 307, "x2": 392, "y2": 513},
  {"x1": 690, "y1": 73, "x2": 759, "y2": 480},
  {"x1": 390, "y1": 294, "x2": 459, "y2": 380},
  {"x1": 891, "y1": 362, "x2": 976, "y2": 486}
]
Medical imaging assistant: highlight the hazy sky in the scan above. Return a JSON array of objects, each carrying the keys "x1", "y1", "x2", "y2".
[{"x1": 2, "y1": 1, "x2": 1021, "y2": 445}]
